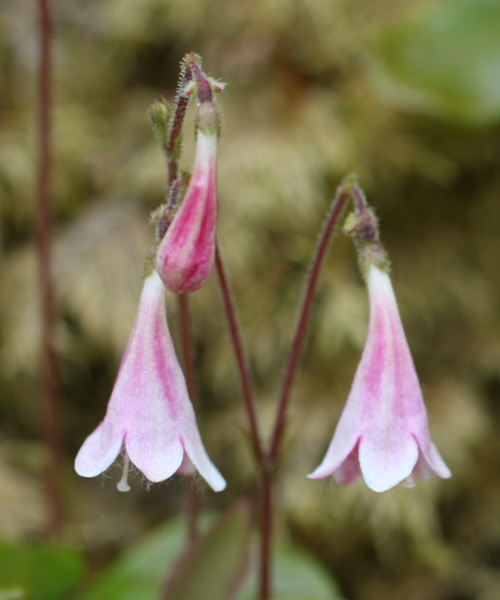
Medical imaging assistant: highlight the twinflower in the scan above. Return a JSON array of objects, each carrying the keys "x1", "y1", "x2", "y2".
[
  {"x1": 309, "y1": 264, "x2": 451, "y2": 492},
  {"x1": 75, "y1": 269, "x2": 226, "y2": 492}
]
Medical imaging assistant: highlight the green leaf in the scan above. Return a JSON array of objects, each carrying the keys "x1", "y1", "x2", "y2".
[
  {"x1": 370, "y1": 0, "x2": 500, "y2": 125},
  {"x1": 236, "y1": 544, "x2": 342, "y2": 600},
  {"x1": 82, "y1": 510, "x2": 342, "y2": 600},
  {"x1": 162, "y1": 503, "x2": 250, "y2": 600},
  {"x1": 83, "y1": 507, "x2": 250, "y2": 600},
  {"x1": 81, "y1": 518, "x2": 188, "y2": 600},
  {"x1": 0, "y1": 541, "x2": 84, "y2": 600}
]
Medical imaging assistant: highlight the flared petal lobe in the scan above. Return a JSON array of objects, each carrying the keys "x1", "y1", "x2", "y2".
[
  {"x1": 309, "y1": 265, "x2": 450, "y2": 492},
  {"x1": 156, "y1": 131, "x2": 218, "y2": 294},
  {"x1": 75, "y1": 271, "x2": 226, "y2": 492}
]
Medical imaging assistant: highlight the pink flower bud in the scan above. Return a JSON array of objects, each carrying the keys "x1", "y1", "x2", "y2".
[
  {"x1": 75, "y1": 270, "x2": 226, "y2": 492},
  {"x1": 309, "y1": 265, "x2": 451, "y2": 492},
  {"x1": 156, "y1": 130, "x2": 218, "y2": 294}
]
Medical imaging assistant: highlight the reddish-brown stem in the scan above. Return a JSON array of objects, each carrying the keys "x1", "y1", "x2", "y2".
[
  {"x1": 176, "y1": 294, "x2": 202, "y2": 542},
  {"x1": 269, "y1": 183, "x2": 351, "y2": 462},
  {"x1": 253, "y1": 181, "x2": 351, "y2": 598},
  {"x1": 177, "y1": 294, "x2": 197, "y2": 408},
  {"x1": 215, "y1": 245, "x2": 265, "y2": 468},
  {"x1": 166, "y1": 54, "x2": 200, "y2": 187},
  {"x1": 259, "y1": 471, "x2": 273, "y2": 600},
  {"x1": 37, "y1": 0, "x2": 63, "y2": 537}
]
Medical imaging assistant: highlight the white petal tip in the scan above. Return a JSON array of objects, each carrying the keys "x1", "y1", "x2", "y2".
[
  {"x1": 74, "y1": 456, "x2": 105, "y2": 479},
  {"x1": 307, "y1": 472, "x2": 324, "y2": 480},
  {"x1": 208, "y1": 475, "x2": 227, "y2": 493},
  {"x1": 307, "y1": 465, "x2": 333, "y2": 480}
]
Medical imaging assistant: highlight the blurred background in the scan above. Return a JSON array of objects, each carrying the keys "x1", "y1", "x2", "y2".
[{"x1": 1, "y1": 0, "x2": 500, "y2": 598}]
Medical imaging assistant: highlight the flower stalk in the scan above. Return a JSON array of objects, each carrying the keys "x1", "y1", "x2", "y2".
[
  {"x1": 166, "y1": 53, "x2": 199, "y2": 187},
  {"x1": 177, "y1": 293, "x2": 203, "y2": 542},
  {"x1": 256, "y1": 176, "x2": 355, "y2": 599},
  {"x1": 215, "y1": 245, "x2": 266, "y2": 469},
  {"x1": 269, "y1": 176, "x2": 354, "y2": 462},
  {"x1": 37, "y1": 0, "x2": 64, "y2": 538}
]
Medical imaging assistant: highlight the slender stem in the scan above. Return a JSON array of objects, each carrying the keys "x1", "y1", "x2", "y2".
[
  {"x1": 259, "y1": 471, "x2": 273, "y2": 600},
  {"x1": 177, "y1": 295, "x2": 197, "y2": 408},
  {"x1": 176, "y1": 294, "x2": 202, "y2": 542},
  {"x1": 269, "y1": 182, "x2": 351, "y2": 462},
  {"x1": 187, "y1": 475, "x2": 202, "y2": 544},
  {"x1": 214, "y1": 244, "x2": 265, "y2": 468},
  {"x1": 166, "y1": 54, "x2": 200, "y2": 187},
  {"x1": 37, "y1": 0, "x2": 63, "y2": 537},
  {"x1": 351, "y1": 181, "x2": 368, "y2": 213}
]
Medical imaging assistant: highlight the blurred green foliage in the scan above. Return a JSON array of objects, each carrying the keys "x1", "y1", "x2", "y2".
[
  {"x1": 83, "y1": 509, "x2": 340, "y2": 600},
  {"x1": 0, "y1": 541, "x2": 84, "y2": 600},
  {"x1": 372, "y1": 0, "x2": 500, "y2": 125}
]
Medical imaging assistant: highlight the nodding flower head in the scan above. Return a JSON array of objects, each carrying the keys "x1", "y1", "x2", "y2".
[
  {"x1": 156, "y1": 120, "x2": 218, "y2": 294},
  {"x1": 75, "y1": 270, "x2": 226, "y2": 492},
  {"x1": 309, "y1": 264, "x2": 451, "y2": 492}
]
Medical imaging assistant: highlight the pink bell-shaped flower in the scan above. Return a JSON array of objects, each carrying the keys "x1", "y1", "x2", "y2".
[
  {"x1": 75, "y1": 270, "x2": 226, "y2": 492},
  {"x1": 156, "y1": 128, "x2": 218, "y2": 294},
  {"x1": 309, "y1": 264, "x2": 451, "y2": 492}
]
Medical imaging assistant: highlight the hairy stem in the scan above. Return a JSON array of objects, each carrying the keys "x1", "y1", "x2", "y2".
[
  {"x1": 37, "y1": 0, "x2": 64, "y2": 537},
  {"x1": 269, "y1": 180, "x2": 351, "y2": 462},
  {"x1": 166, "y1": 54, "x2": 200, "y2": 187}
]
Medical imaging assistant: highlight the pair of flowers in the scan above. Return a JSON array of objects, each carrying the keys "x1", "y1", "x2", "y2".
[{"x1": 75, "y1": 100, "x2": 450, "y2": 496}]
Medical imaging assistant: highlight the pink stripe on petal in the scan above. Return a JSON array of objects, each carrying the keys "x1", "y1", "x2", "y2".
[
  {"x1": 157, "y1": 132, "x2": 218, "y2": 294},
  {"x1": 310, "y1": 265, "x2": 450, "y2": 492},
  {"x1": 75, "y1": 271, "x2": 225, "y2": 491}
]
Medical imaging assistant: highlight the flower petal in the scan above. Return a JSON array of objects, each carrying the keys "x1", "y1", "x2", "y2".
[
  {"x1": 359, "y1": 430, "x2": 419, "y2": 492},
  {"x1": 126, "y1": 426, "x2": 184, "y2": 483},
  {"x1": 418, "y1": 440, "x2": 452, "y2": 480},
  {"x1": 75, "y1": 420, "x2": 123, "y2": 478},
  {"x1": 181, "y1": 406, "x2": 226, "y2": 492},
  {"x1": 332, "y1": 443, "x2": 362, "y2": 486},
  {"x1": 307, "y1": 411, "x2": 361, "y2": 481}
]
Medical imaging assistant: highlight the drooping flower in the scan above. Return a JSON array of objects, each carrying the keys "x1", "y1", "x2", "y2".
[
  {"x1": 308, "y1": 264, "x2": 451, "y2": 492},
  {"x1": 75, "y1": 269, "x2": 226, "y2": 492},
  {"x1": 156, "y1": 124, "x2": 218, "y2": 294}
]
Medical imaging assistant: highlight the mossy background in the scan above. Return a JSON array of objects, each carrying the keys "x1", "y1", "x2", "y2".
[{"x1": 1, "y1": 0, "x2": 500, "y2": 599}]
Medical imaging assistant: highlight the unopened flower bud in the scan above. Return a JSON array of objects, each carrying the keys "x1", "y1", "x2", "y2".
[
  {"x1": 156, "y1": 128, "x2": 218, "y2": 294},
  {"x1": 148, "y1": 98, "x2": 172, "y2": 150}
]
